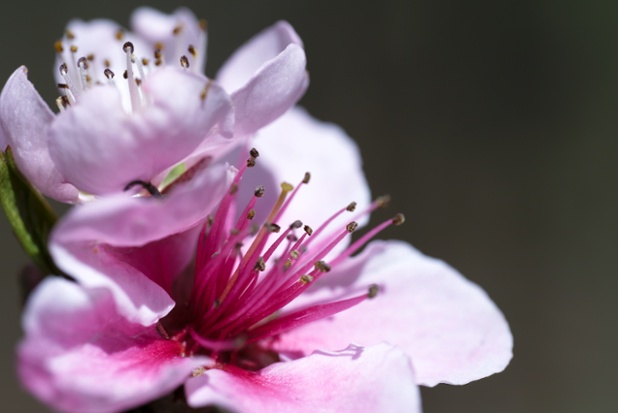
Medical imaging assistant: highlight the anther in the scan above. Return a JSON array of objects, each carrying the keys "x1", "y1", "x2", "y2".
[
  {"x1": 346, "y1": 221, "x2": 359, "y2": 233},
  {"x1": 284, "y1": 258, "x2": 293, "y2": 270},
  {"x1": 254, "y1": 257, "x2": 266, "y2": 272},
  {"x1": 267, "y1": 223, "x2": 281, "y2": 233},
  {"x1": 246, "y1": 158, "x2": 256, "y2": 168},
  {"x1": 124, "y1": 180, "x2": 163, "y2": 198},
  {"x1": 65, "y1": 29, "x2": 75, "y2": 40},
  {"x1": 70, "y1": 45, "x2": 78, "y2": 53},
  {"x1": 368, "y1": 284, "x2": 380, "y2": 299},
  {"x1": 254, "y1": 186, "x2": 265, "y2": 197},
  {"x1": 115, "y1": 29, "x2": 124, "y2": 41},
  {"x1": 250, "y1": 148, "x2": 260, "y2": 158},
  {"x1": 123, "y1": 70, "x2": 128, "y2": 79},
  {"x1": 304, "y1": 225, "x2": 314, "y2": 236},
  {"x1": 123, "y1": 41, "x2": 134, "y2": 54},
  {"x1": 303, "y1": 172, "x2": 311, "y2": 184},
  {"x1": 287, "y1": 234, "x2": 298, "y2": 242},
  {"x1": 300, "y1": 275, "x2": 313, "y2": 284},
  {"x1": 314, "y1": 261, "x2": 331, "y2": 272},
  {"x1": 346, "y1": 202, "x2": 357, "y2": 212},
  {"x1": 199, "y1": 19, "x2": 208, "y2": 30},
  {"x1": 180, "y1": 55, "x2": 190, "y2": 68},
  {"x1": 155, "y1": 42, "x2": 164, "y2": 51},
  {"x1": 247, "y1": 209, "x2": 256, "y2": 220},
  {"x1": 290, "y1": 220, "x2": 303, "y2": 229},
  {"x1": 104, "y1": 68, "x2": 115, "y2": 79},
  {"x1": 104, "y1": 59, "x2": 111, "y2": 68},
  {"x1": 200, "y1": 82, "x2": 212, "y2": 101},
  {"x1": 290, "y1": 250, "x2": 300, "y2": 259},
  {"x1": 229, "y1": 183, "x2": 239, "y2": 195},
  {"x1": 188, "y1": 45, "x2": 197, "y2": 57},
  {"x1": 173, "y1": 25, "x2": 183, "y2": 35},
  {"x1": 392, "y1": 213, "x2": 405, "y2": 226},
  {"x1": 376, "y1": 195, "x2": 391, "y2": 208},
  {"x1": 77, "y1": 57, "x2": 88, "y2": 69},
  {"x1": 59, "y1": 63, "x2": 68, "y2": 75},
  {"x1": 54, "y1": 40, "x2": 64, "y2": 53},
  {"x1": 87, "y1": 54, "x2": 95, "y2": 61},
  {"x1": 141, "y1": 58, "x2": 150, "y2": 66},
  {"x1": 281, "y1": 182, "x2": 294, "y2": 193},
  {"x1": 57, "y1": 83, "x2": 69, "y2": 89}
]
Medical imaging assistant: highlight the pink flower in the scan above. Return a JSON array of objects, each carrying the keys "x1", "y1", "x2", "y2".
[
  {"x1": 0, "y1": 7, "x2": 308, "y2": 202},
  {"x1": 18, "y1": 108, "x2": 512, "y2": 413}
]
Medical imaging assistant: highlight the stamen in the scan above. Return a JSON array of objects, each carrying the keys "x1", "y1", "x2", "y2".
[
  {"x1": 123, "y1": 41, "x2": 141, "y2": 111},
  {"x1": 180, "y1": 55, "x2": 190, "y2": 68}
]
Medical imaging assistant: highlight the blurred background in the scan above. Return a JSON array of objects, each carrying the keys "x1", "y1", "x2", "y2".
[{"x1": 1, "y1": 0, "x2": 617, "y2": 412}]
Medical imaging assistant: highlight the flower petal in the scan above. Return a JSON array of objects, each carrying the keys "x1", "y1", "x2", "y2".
[
  {"x1": 217, "y1": 21, "x2": 308, "y2": 135},
  {"x1": 186, "y1": 343, "x2": 421, "y2": 413},
  {"x1": 50, "y1": 163, "x2": 234, "y2": 324},
  {"x1": 274, "y1": 240, "x2": 513, "y2": 387},
  {"x1": 0, "y1": 67, "x2": 78, "y2": 202},
  {"x1": 49, "y1": 67, "x2": 233, "y2": 195},
  {"x1": 19, "y1": 277, "x2": 205, "y2": 413}
]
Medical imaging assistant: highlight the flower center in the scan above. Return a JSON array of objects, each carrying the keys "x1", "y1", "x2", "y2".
[
  {"x1": 158, "y1": 150, "x2": 404, "y2": 370},
  {"x1": 53, "y1": 22, "x2": 206, "y2": 113}
]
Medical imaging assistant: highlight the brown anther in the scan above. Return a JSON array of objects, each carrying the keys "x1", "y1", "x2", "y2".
[
  {"x1": 200, "y1": 81, "x2": 212, "y2": 101},
  {"x1": 155, "y1": 42, "x2": 164, "y2": 51},
  {"x1": 142, "y1": 57, "x2": 150, "y2": 66},
  {"x1": 173, "y1": 25, "x2": 183, "y2": 35},
  {"x1": 65, "y1": 29, "x2": 75, "y2": 40},
  {"x1": 300, "y1": 275, "x2": 313, "y2": 284},
  {"x1": 123, "y1": 41, "x2": 134, "y2": 54},
  {"x1": 290, "y1": 250, "x2": 300, "y2": 260},
  {"x1": 284, "y1": 258, "x2": 293, "y2": 270},
  {"x1": 57, "y1": 83, "x2": 69, "y2": 89},
  {"x1": 346, "y1": 202, "x2": 357, "y2": 212},
  {"x1": 59, "y1": 63, "x2": 68, "y2": 75},
  {"x1": 254, "y1": 257, "x2": 266, "y2": 272},
  {"x1": 376, "y1": 195, "x2": 391, "y2": 208},
  {"x1": 250, "y1": 148, "x2": 260, "y2": 158},
  {"x1": 368, "y1": 284, "x2": 380, "y2": 298},
  {"x1": 392, "y1": 213, "x2": 405, "y2": 226},
  {"x1": 188, "y1": 45, "x2": 197, "y2": 57},
  {"x1": 287, "y1": 234, "x2": 298, "y2": 242},
  {"x1": 290, "y1": 220, "x2": 303, "y2": 229},
  {"x1": 104, "y1": 59, "x2": 111, "y2": 68},
  {"x1": 246, "y1": 158, "x2": 256, "y2": 168},
  {"x1": 156, "y1": 321, "x2": 170, "y2": 339},
  {"x1": 115, "y1": 29, "x2": 125, "y2": 41},
  {"x1": 346, "y1": 221, "x2": 359, "y2": 233},
  {"x1": 229, "y1": 183, "x2": 239, "y2": 195},
  {"x1": 77, "y1": 57, "x2": 88, "y2": 69},
  {"x1": 87, "y1": 54, "x2": 95, "y2": 61},
  {"x1": 314, "y1": 261, "x2": 331, "y2": 272},
  {"x1": 303, "y1": 172, "x2": 311, "y2": 184},
  {"x1": 180, "y1": 55, "x2": 190, "y2": 68},
  {"x1": 70, "y1": 45, "x2": 78, "y2": 53},
  {"x1": 54, "y1": 40, "x2": 64, "y2": 53},
  {"x1": 86, "y1": 75, "x2": 93, "y2": 84},
  {"x1": 267, "y1": 223, "x2": 281, "y2": 233},
  {"x1": 122, "y1": 70, "x2": 128, "y2": 79},
  {"x1": 304, "y1": 225, "x2": 314, "y2": 236},
  {"x1": 247, "y1": 209, "x2": 256, "y2": 220},
  {"x1": 104, "y1": 68, "x2": 115, "y2": 79},
  {"x1": 254, "y1": 186, "x2": 265, "y2": 197},
  {"x1": 154, "y1": 49, "x2": 163, "y2": 59},
  {"x1": 58, "y1": 95, "x2": 70, "y2": 108},
  {"x1": 199, "y1": 19, "x2": 208, "y2": 30}
]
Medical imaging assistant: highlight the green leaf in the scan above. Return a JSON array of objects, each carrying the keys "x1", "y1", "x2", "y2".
[{"x1": 0, "y1": 146, "x2": 60, "y2": 275}]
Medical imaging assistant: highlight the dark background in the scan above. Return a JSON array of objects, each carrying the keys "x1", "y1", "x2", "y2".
[{"x1": 1, "y1": 1, "x2": 617, "y2": 412}]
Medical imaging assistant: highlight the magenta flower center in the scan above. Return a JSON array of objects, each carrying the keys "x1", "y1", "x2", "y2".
[{"x1": 158, "y1": 151, "x2": 403, "y2": 370}]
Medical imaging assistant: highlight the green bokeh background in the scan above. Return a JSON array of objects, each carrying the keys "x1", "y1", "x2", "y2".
[{"x1": 1, "y1": 1, "x2": 616, "y2": 411}]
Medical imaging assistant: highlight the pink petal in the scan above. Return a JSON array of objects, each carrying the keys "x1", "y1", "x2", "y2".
[
  {"x1": 50, "y1": 163, "x2": 234, "y2": 324},
  {"x1": 49, "y1": 67, "x2": 233, "y2": 196},
  {"x1": 274, "y1": 240, "x2": 513, "y2": 387},
  {"x1": 0, "y1": 67, "x2": 78, "y2": 202},
  {"x1": 131, "y1": 7, "x2": 206, "y2": 73},
  {"x1": 19, "y1": 277, "x2": 205, "y2": 413},
  {"x1": 233, "y1": 107, "x2": 371, "y2": 258},
  {"x1": 217, "y1": 21, "x2": 308, "y2": 135},
  {"x1": 186, "y1": 343, "x2": 421, "y2": 413}
]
